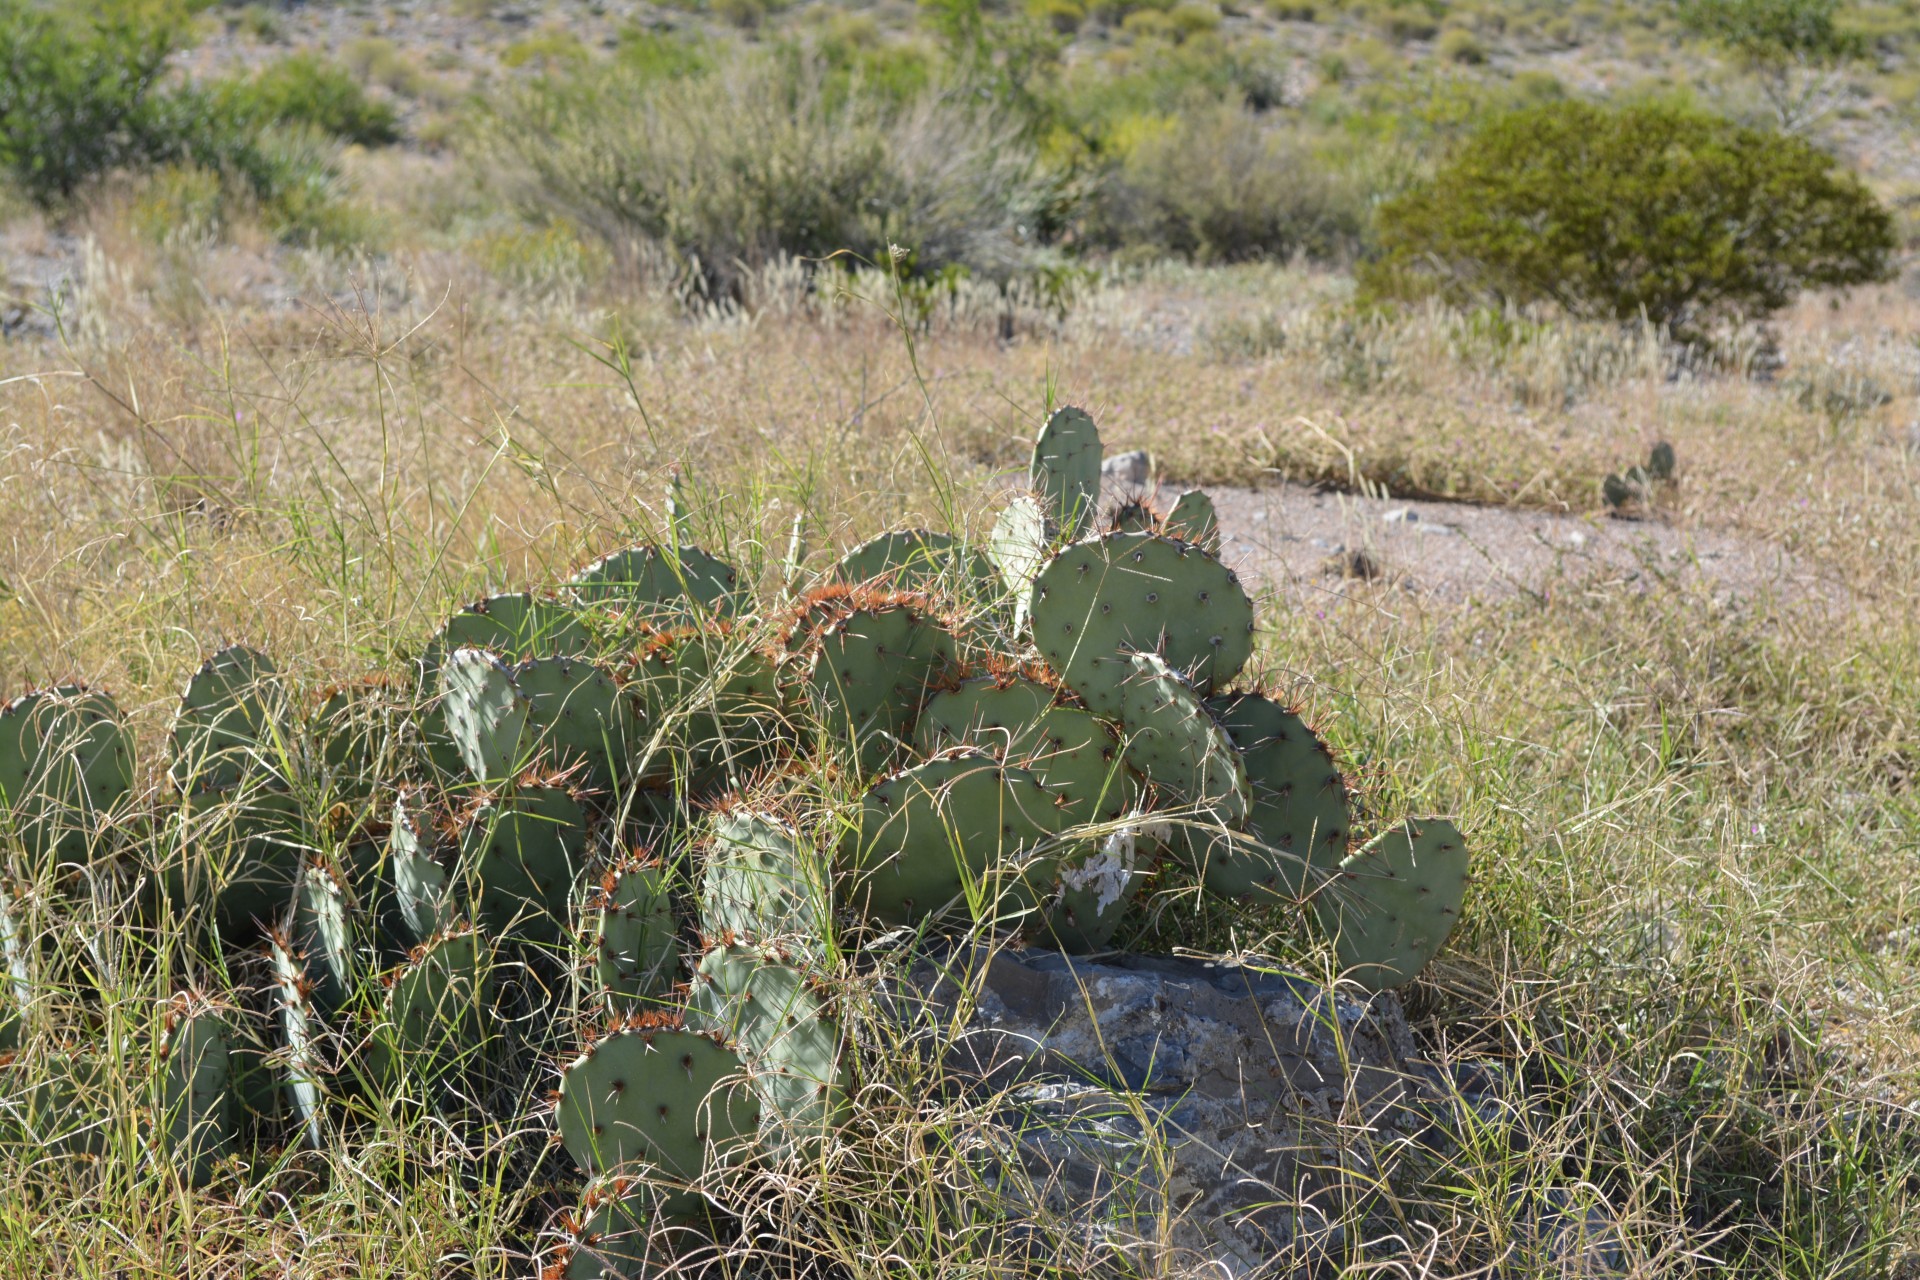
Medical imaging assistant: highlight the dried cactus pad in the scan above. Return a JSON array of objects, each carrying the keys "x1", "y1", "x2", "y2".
[
  {"x1": 1030, "y1": 531, "x2": 1254, "y2": 718},
  {"x1": 556, "y1": 1026, "x2": 759, "y2": 1184},
  {"x1": 804, "y1": 604, "x2": 957, "y2": 778},
  {"x1": 566, "y1": 543, "x2": 743, "y2": 622},
  {"x1": 836, "y1": 751, "x2": 1065, "y2": 929},
  {"x1": 1119, "y1": 653, "x2": 1249, "y2": 829},
  {"x1": 1204, "y1": 693, "x2": 1351, "y2": 901},
  {"x1": 1314, "y1": 817, "x2": 1469, "y2": 991},
  {"x1": 688, "y1": 944, "x2": 849, "y2": 1155},
  {"x1": 0, "y1": 684, "x2": 134, "y2": 865},
  {"x1": 1031, "y1": 406, "x2": 1102, "y2": 540},
  {"x1": 170, "y1": 646, "x2": 287, "y2": 791}
]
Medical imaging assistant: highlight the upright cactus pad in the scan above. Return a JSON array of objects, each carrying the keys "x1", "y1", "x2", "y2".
[
  {"x1": 155, "y1": 992, "x2": 238, "y2": 1187},
  {"x1": 687, "y1": 944, "x2": 849, "y2": 1155},
  {"x1": 830, "y1": 530, "x2": 996, "y2": 602},
  {"x1": 987, "y1": 493, "x2": 1051, "y2": 635},
  {"x1": 1314, "y1": 818, "x2": 1469, "y2": 990},
  {"x1": 271, "y1": 933, "x2": 328, "y2": 1149},
  {"x1": 388, "y1": 790, "x2": 455, "y2": 945},
  {"x1": 566, "y1": 544, "x2": 743, "y2": 622},
  {"x1": 455, "y1": 786, "x2": 588, "y2": 948},
  {"x1": 0, "y1": 684, "x2": 135, "y2": 866},
  {"x1": 556, "y1": 1022, "x2": 760, "y2": 1214},
  {"x1": 1041, "y1": 823, "x2": 1149, "y2": 954},
  {"x1": 698, "y1": 809, "x2": 825, "y2": 950},
  {"x1": 555, "y1": 1176, "x2": 684, "y2": 1278},
  {"x1": 512, "y1": 656, "x2": 635, "y2": 794},
  {"x1": 1163, "y1": 490, "x2": 1222, "y2": 552},
  {"x1": 836, "y1": 751, "x2": 1064, "y2": 929},
  {"x1": 438, "y1": 592, "x2": 591, "y2": 659},
  {"x1": 1029, "y1": 531, "x2": 1254, "y2": 717},
  {"x1": 1031, "y1": 406, "x2": 1102, "y2": 540},
  {"x1": 368, "y1": 926, "x2": 493, "y2": 1095},
  {"x1": 166, "y1": 784, "x2": 306, "y2": 944},
  {"x1": 440, "y1": 649, "x2": 531, "y2": 784},
  {"x1": 1204, "y1": 693, "x2": 1350, "y2": 901},
  {"x1": 803, "y1": 603, "x2": 958, "y2": 777},
  {"x1": 588, "y1": 855, "x2": 681, "y2": 1012},
  {"x1": 1119, "y1": 654, "x2": 1249, "y2": 829},
  {"x1": 290, "y1": 859, "x2": 358, "y2": 1016},
  {"x1": 917, "y1": 677, "x2": 1136, "y2": 828},
  {"x1": 170, "y1": 646, "x2": 287, "y2": 791},
  {"x1": 309, "y1": 678, "x2": 403, "y2": 798},
  {"x1": 627, "y1": 626, "x2": 785, "y2": 792}
]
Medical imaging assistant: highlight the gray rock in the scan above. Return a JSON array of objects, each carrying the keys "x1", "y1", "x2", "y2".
[
  {"x1": 889, "y1": 948, "x2": 1439, "y2": 1276},
  {"x1": 1100, "y1": 449, "x2": 1153, "y2": 489}
]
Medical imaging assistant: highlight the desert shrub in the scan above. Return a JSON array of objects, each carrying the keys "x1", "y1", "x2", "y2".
[
  {"x1": 1092, "y1": 102, "x2": 1367, "y2": 262},
  {"x1": 1361, "y1": 97, "x2": 1896, "y2": 332},
  {"x1": 217, "y1": 53, "x2": 401, "y2": 146},
  {"x1": 1435, "y1": 26, "x2": 1486, "y2": 63},
  {"x1": 477, "y1": 48, "x2": 1061, "y2": 298}
]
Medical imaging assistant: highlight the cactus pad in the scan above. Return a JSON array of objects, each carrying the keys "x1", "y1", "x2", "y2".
[
  {"x1": 830, "y1": 529, "x2": 995, "y2": 601},
  {"x1": 803, "y1": 603, "x2": 957, "y2": 777},
  {"x1": 438, "y1": 592, "x2": 590, "y2": 659},
  {"x1": 155, "y1": 992, "x2": 238, "y2": 1186},
  {"x1": 512, "y1": 656, "x2": 635, "y2": 793},
  {"x1": 917, "y1": 676, "x2": 1136, "y2": 827},
  {"x1": 698, "y1": 808, "x2": 824, "y2": 949},
  {"x1": 627, "y1": 626, "x2": 785, "y2": 792},
  {"x1": 289, "y1": 859, "x2": 358, "y2": 1015},
  {"x1": 1029, "y1": 531, "x2": 1254, "y2": 717},
  {"x1": 555, "y1": 1175, "x2": 687, "y2": 1276},
  {"x1": 1119, "y1": 653, "x2": 1249, "y2": 829},
  {"x1": 567, "y1": 544, "x2": 743, "y2": 622},
  {"x1": 1314, "y1": 818, "x2": 1469, "y2": 990},
  {"x1": 455, "y1": 786, "x2": 588, "y2": 948},
  {"x1": 1203, "y1": 693, "x2": 1350, "y2": 901},
  {"x1": 440, "y1": 648, "x2": 532, "y2": 784},
  {"x1": 170, "y1": 646, "x2": 287, "y2": 791},
  {"x1": 0, "y1": 684, "x2": 135, "y2": 866},
  {"x1": 1040, "y1": 824, "x2": 1148, "y2": 954},
  {"x1": 389, "y1": 790, "x2": 455, "y2": 945},
  {"x1": 836, "y1": 751, "x2": 1064, "y2": 929},
  {"x1": 1031, "y1": 406, "x2": 1102, "y2": 540},
  {"x1": 987, "y1": 493, "x2": 1051, "y2": 634},
  {"x1": 588, "y1": 855, "x2": 681, "y2": 1012},
  {"x1": 368, "y1": 926, "x2": 493, "y2": 1094},
  {"x1": 1163, "y1": 490, "x2": 1221, "y2": 552},
  {"x1": 271, "y1": 934, "x2": 328, "y2": 1149}
]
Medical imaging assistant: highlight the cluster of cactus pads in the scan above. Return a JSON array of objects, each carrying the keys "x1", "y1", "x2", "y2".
[{"x1": 0, "y1": 407, "x2": 1469, "y2": 1274}]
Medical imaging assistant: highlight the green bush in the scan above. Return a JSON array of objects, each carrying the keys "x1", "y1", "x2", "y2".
[
  {"x1": 1361, "y1": 97, "x2": 1896, "y2": 332},
  {"x1": 217, "y1": 53, "x2": 400, "y2": 147}
]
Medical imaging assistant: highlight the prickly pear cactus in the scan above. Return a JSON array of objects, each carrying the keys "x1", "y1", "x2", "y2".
[
  {"x1": 454, "y1": 785, "x2": 588, "y2": 948},
  {"x1": 699, "y1": 809, "x2": 826, "y2": 950},
  {"x1": 388, "y1": 790, "x2": 455, "y2": 945},
  {"x1": 1029, "y1": 531, "x2": 1254, "y2": 717},
  {"x1": 917, "y1": 675, "x2": 1137, "y2": 827},
  {"x1": 270, "y1": 932, "x2": 327, "y2": 1149},
  {"x1": 309, "y1": 678, "x2": 403, "y2": 798},
  {"x1": 554, "y1": 1175, "x2": 686, "y2": 1279},
  {"x1": 627, "y1": 625, "x2": 785, "y2": 793},
  {"x1": 1031, "y1": 406, "x2": 1102, "y2": 541},
  {"x1": 1040, "y1": 823, "x2": 1151, "y2": 954},
  {"x1": 1203, "y1": 693, "x2": 1350, "y2": 901},
  {"x1": 830, "y1": 529, "x2": 996, "y2": 601},
  {"x1": 1106, "y1": 497, "x2": 1158, "y2": 535},
  {"x1": 512, "y1": 655, "x2": 635, "y2": 794},
  {"x1": 567, "y1": 544, "x2": 743, "y2": 622},
  {"x1": 1163, "y1": 489, "x2": 1221, "y2": 552},
  {"x1": 987, "y1": 493, "x2": 1051, "y2": 635},
  {"x1": 439, "y1": 592, "x2": 591, "y2": 659},
  {"x1": 289, "y1": 859, "x2": 358, "y2": 1016},
  {"x1": 163, "y1": 784, "x2": 306, "y2": 945},
  {"x1": 1119, "y1": 653, "x2": 1249, "y2": 830},
  {"x1": 367, "y1": 926, "x2": 493, "y2": 1096},
  {"x1": 1314, "y1": 818, "x2": 1469, "y2": 991},
  {"x1": 836, "y1": 751, "x2": 1064, "y2": 929},
  {"x1": 154, "y1": 991, "x2": 238, "y2": 1186},
  {"x1": 0, "y1": 685, "x2": 135, "y2": 866},
  {"x1": 588, "y1": 855, "x2": 680, "y2": 1012},
  {"x1": 556, "y1": 1021, "x2": 759, "y2": 1216},
  {"x1": 0, "y1": 1047, "x2": 107, "y2": 1157},
  {"x1": 802, "y1": 602, "x2": 957, "y2": 777},
  {"x1": 440, "y1": 648, "x2": 531, "y2": 784},
  {"x1": 687, "y1": 943, "x2": 849, "y2": 1156},
  {"x1": 170, "y1": 646, "x2": 287, "y2": 792}
]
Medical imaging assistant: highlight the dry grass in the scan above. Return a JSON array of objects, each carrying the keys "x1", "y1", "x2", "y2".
[{"x1": 0, "y1": 215, "x2": 1918, "y2": 1276}]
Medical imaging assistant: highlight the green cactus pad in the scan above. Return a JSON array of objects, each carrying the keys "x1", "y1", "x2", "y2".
[
  {"x1": 1163, "y1": 490, "x2": 1221, "y2": 552},
  {"x1": 170, "y1": 646, "x2": 288, "y2": 792},
  {"x1": 0, "y1": 1048, "x2": 107, "y2": 1158},
  {"x1": 1040, "y1": 824, "x2": 1149, "y2": 954},
  {"x1": 830, "y1": 530, "x2": 996, "y2": 601},
  {"x1": 627, "y1": 626, "x2": 785, "y2": 792},
  {"x1": 836, "y1": 751, "x2": 1065, "y2": 929},
  {"x1": 589, "y1": 856, "x2": 681, "y2": 1012},
  {"x1": 367, "y1": 927, "x2": 493, "y2": 1095},
  {"x1": 1119, "y1": 653, "x2": 1249, "y2": 829},
  {"x1": 440, "y1": 648, "x2": 532, "y2": 784},
  {"x1": 1202, "y1": 693, "x2": 1350, "y2": 901},
  {"x1": 389, "y1": 790, "x2": 456, "y2": 945},
  {"x1": 1031, "y1": 406, "x2": 1102, "y2": 541},
  {"x1": 0, "y1": 684, "x2": 135, "y2": 866},
  {"x1": 270, "y1": 934, "x2": 328, "y2": 1149},
  {"x1": 1106, "y1": 498, "x2": 1158, "y2": 535},
  {"x1": 308, "y1": 679, "x2": 403, "y2": 798},
  {"x1": 1029, "y1": 531, "x2": 1254, "y2": 717},
  {"x1": 698, "y1": 809, "x2": 826, "y2": 950},
  {"x1": 556, "y1": 1175, "x2": 693, "y2": 1276},
  {"x1": 164, "y1": 784, "x2": 306, "y2": 944},
  {"x1": 567, "y1": 544, "x2": 743, "y2": 622},
  {"x1": 455, "y1": 786, "x2": 588, "y2": 948},
  {"x1": 289, "y1": 859, "x2": 358, "y2": 1016},
  {"x1": 512, "y1": 656, "x2": 635, "y2": 793},
  {"x1": 916, "y1": 677, "x2": 1137, "y2": 827},
  {"x1": 687, "y1": 944, "x2": 849, "y2": 1155},
  {"x1": 1314, "y1": 818, "x2": 1469, "y2": 991},
  {"x1": 438, "y1": 592, "x2": 591, "y2": 659},
  {"x1": 804, "y1": 603, "x2": 958, "y2": 778},
  {"x1": 155, "y1": 992, "x2": 238, "y2": 1186},
  {"x1": 556, "y1": 1024, "x2": 760, "y2": 1208}
]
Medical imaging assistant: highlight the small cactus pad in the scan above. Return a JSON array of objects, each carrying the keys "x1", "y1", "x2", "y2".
[
  {"x1": 1163, "y1": 490, "x2": 1221, "y2": 552},
  {"x1": 271, "y1": 934, "x2": 328, "y2": 1149},
  {"x1": 1314, "y1": 818, "x2": 1469, "y2": 991},
  {"x1": 0, "y1": 1049, "x2": 107, "y2": 1157},
  {"x1": 627, "y1": 626, "x2": 785, "y2": 792},
  {"x1": 567, "y1": 543, "x2": 743, "y2": 622},
  {"x1": 836, "y1": 751, "x2": 1064, "y2": 929},
  {"x1": 556, "y1": 1175, "x2": 687, "y2": 1277},
  {"x1": 917, "y1": 677, "x2": 1136, "y2": 827},
  {"x1": 1031, "y1": 406, "x2": 1102, "y2": 540},
  {"x1": 0, "y1": 684, "x2": 135, "y2": 865},
  {"x1": 455, "y1": 786, "x2": 588, "y2": 948},
  {"x1": 556, "y1": 1025, "x2": 760, "y2": 1195},
  {"x1": 830, "y1": 529, "x2": 996, "y2": 601},
  {"x1": 440, "y1": 648, "x2": 532, "y2": 784},
  {"x1": 1106, "y1": 498, "x2": 1158, "y2": 535},
  {"x1": 589, "y1": 856, "x2": 681, "y2": 1012},
  {"x1": 699, "y1": 809, "x2": 825, "y2": 950},
  {"x1": 1203, "y1": 693, "x2": 1350, "y2": 901},
  {"x1": 687, "y1": 944, "x2": 849, "y2": 1155},
  {"x1": 368, "y1": 927, "x2": 493, "y2": 1093},
  {"x1": 1029, "y1": 531, "x2": 1254, "y2": 717},
  {"x1": 512, "y1": 656, "x2": 635, "y2": 793},
  {"x1": 987, "y1": 493, "x2": 1051, "y2": 634},
  {"x1": 155, "y1": 992, "x2": 238, "y2": 1186},
  {"x1": 170, "y1": 646, "x2": 287, "y2": 791},
  {"x1": 388, "y1": 790, "x2": 455, "y2": 945},
  {"x1": 803, "y1": 604, "x2": 958, "y2": 778},
  {"x1": 1041, "y1": 824, "x2": 1147, "y2": 955},
  {"x1": 308, "y1": 680, "x2": 400, "y2": 798},
  {"x1": 1119, "y1": 654, "x2": 1249, "y2": 829},
  {"x1": 168, "y1": 784, "x2": 306, "y2": 944},
  {"x1": 289, "y1": 859, "x2": 358, "y2": 1015},
  {"x1": 438, "y1": 593, "x2": 591, "y2": 659}
]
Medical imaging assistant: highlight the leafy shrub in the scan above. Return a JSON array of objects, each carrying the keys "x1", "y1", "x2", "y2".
[
  {"x1": 217, "y1": 53, "x2": 400, "y2": 147},
  {"x1": 1361, "y1": 97, "x2": 1896, "y2": 332},
  {"x1": 1435, "y1": 26, "x2": 1486, "y2": 63}
]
